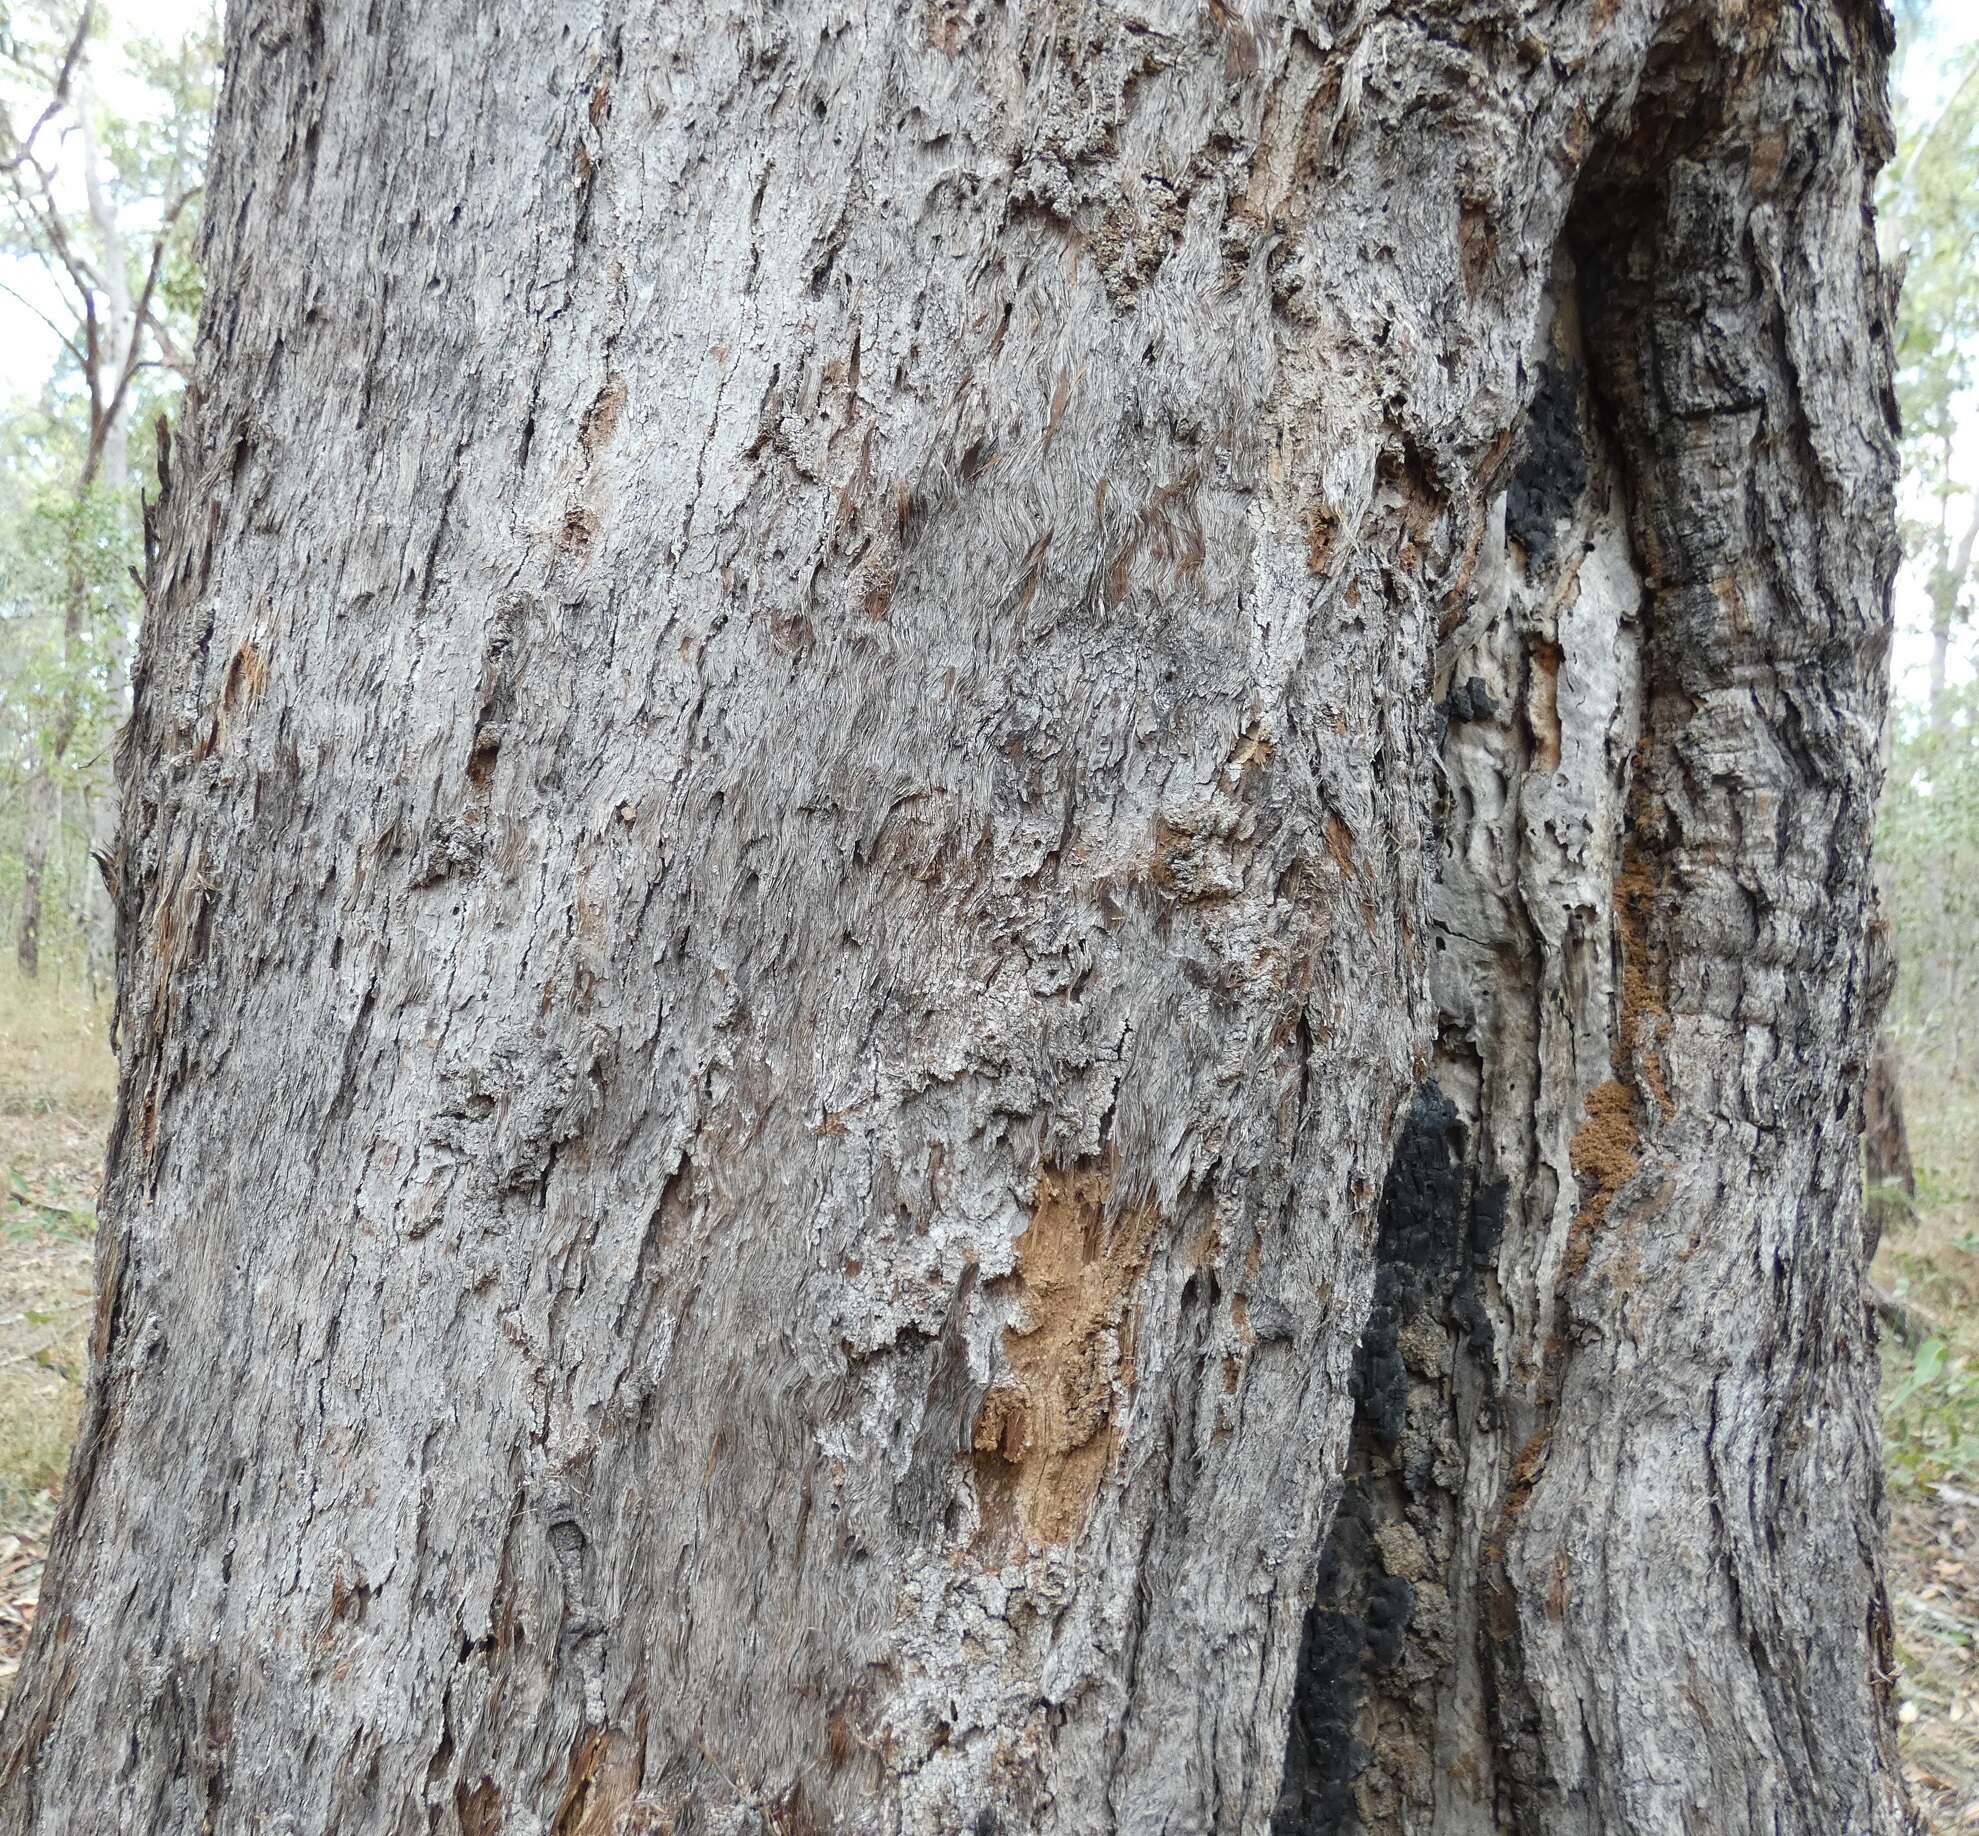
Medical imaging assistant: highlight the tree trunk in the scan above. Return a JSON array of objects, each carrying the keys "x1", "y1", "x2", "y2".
[
  {"x1": 0, "y1": 3, "x2": 1908, "y2": 1834},
  {"x1": 1927, "y1": 500, "x2": 1977, "y2": 733},
  {"x1": 83, "y1": 786, "x2": 116, "y2": 1004},
  {"x1": 13, "y1": 772, "x2": 53, "y2": 980},
  {"x1": 1863, "y1": 1032, "x2": 1915, "y2": 1255},
  {"x1": 15, "y1": 553, "x2": 88, "y2": 982}
]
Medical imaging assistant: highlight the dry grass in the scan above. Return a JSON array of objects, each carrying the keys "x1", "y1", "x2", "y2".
[
  {"x1": 0, "y1": 966, "x2": 110, "y2": 1667},
  {"x1": 0, "y1": 969, "x2": 117, "y2": 1134},
  {"x1": 1874, "y1": 1045, "x2": 1979, "y2": 1832}
]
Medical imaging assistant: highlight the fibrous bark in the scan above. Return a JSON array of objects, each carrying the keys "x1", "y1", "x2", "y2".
[
  {"x1": 1, "y1": 3, "x2": 1905, "y2": 1834},
  {"x1": 1281, "y1": 6, "x2": 1911, "y2": 1831}
]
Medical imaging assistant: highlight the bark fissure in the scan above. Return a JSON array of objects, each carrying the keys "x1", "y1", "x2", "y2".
[{"x1": 1279, "y1": 2, "x2": 1910, "y2": 1829}]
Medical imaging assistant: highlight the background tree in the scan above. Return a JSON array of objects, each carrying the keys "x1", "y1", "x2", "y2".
[
  {"x1": 1880, "y1": 691, "x2": 1979, "y2": 1068},
  {"x1": 1862, "y1": 3, "x2": 1979, "y2": 1254},
  {"x1": 0, "y1": 2, "x2": 1911, "y2": 1834},
  {"x1": 0, "y1": 0, "x2": 214, "y2": 987},
  {"x1": 1882, "y1": 17, "x2": 1979, "y2": 725}
]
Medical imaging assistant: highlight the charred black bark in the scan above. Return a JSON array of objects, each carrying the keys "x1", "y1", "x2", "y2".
[{"x1": 1276, "y1": 1085, "x2": 1506, "y2": 1835}]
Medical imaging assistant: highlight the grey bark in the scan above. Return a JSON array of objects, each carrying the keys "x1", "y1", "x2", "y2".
[
  {"x1": 0, "y1": 3, "x2": 1908, "y2": 1835},
  {"x1": 16, "y1": 547, "x2": 84, "y2": 983},
  {"x1": 1863, "y1": 1030, "x2": 1914, "y2": 1253},
  {"x1": 1281, "y1": 8, "x2": 1912, "y2": 1833}
]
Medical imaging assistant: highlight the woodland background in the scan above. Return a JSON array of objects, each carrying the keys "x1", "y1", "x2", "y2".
[{"x1": 0, "y1": 0, "x2": 1972, "y2": 1824}]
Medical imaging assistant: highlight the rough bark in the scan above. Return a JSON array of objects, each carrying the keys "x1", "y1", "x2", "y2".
[
  {"x1": 1281, "y1": 5, "x2": 1912, "y2": 1832},
  {"x1": 0, "y1": 3, "x2": 1905, "y2": 1834}
]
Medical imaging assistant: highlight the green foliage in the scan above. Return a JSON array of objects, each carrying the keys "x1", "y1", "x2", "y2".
[
  {"x1": 1893, "y1": 1336, "x2": 1951, "y2": 1412},
  {"x1": 0, "y1": 2, "x2": 217, "y2": 979},
  {"x1": 1, "y1": 1165, "x2": 94, "y2": 1243},
  {"x1": 81, "y1": 11, "x2": 218, "y2": 364},
  {"x1": 0, "y1": 427, "x2": 137, "y2": 753},
  {"x1": 1885, "y1": 1334, "x2": 1979, "y2": 1494},
  {"x1": 1886, "y1": 53, "x2": 1979, "y2": 444},
  {"x1": 1880, "y1": 687, "x2": 1979, "y2": 1095},
  {"x1": 1882, "y1": 23, "x2": 1979, "y2": 675}
]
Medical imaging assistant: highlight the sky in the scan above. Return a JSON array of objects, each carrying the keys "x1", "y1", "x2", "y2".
[{"x1": 1, "y1": 2, "x2": 1975, "y2": 706}]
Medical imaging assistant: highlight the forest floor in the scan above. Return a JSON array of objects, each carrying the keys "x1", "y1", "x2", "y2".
[
  {"x1": 1874, "y1": 1052, "x2": 1979, "y2": 1831},
  {"x1": 0, "y1": 973, "x2": 1972, "y2": 1817},
  {"x1": 0, "y1": 970, "x2": 108, "y2": 1695}
]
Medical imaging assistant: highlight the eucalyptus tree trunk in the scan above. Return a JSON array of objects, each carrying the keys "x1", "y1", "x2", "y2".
[
  {"x1": 1926, "y1": 492, "x2": 1976, "y2": 733},
  {"x1": 15, "y1": 608, "x2": 85, "y2": 982},
  {"x1": 0, "y1": 2, "x2": 1908, "y2": 1834},
  {"x1": 1864, "y1": 1030, "x2": 1915, "y2": 1252}
]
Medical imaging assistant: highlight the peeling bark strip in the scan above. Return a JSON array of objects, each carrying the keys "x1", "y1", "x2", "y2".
[{"x1": 0, "y1": 2, "x2": 1902, "y2": 1833}]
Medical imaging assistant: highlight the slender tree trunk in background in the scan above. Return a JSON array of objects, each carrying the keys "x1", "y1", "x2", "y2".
[
  {"x1": 12, "y1": 63, "x2": 141, "y2": 988},
  {"x1": 1928, "y1": 438, "x2": 1951, "y2": 729},
  {"x1": 1861, "y1": 876, "x2": 1908, "y2": 1290},
  {"x1": 81, "y1": 803, "x2": 114, "y2": 998},
  {"x1": 15, "y1": 647, "x2": 82, "y2": 982},
  {"x1": 1864, "y1": 1034, "x2": 1916, "y2": 1255},
  {"x1": 78, "y1": 83, "x2": 134, "y2": 507},
  {"x1": 13, "y1": 774, "x2": 54, "y2": 980},
  {"x1": 0, "y1": 3, "x2": 1908, "y2": 1833},
  {"x1": 1928, "y1": 499, "x2": 1978, "y2": 733},
  {"x1": 16, "y1": 531, "x2": 93, "y2": 981}
]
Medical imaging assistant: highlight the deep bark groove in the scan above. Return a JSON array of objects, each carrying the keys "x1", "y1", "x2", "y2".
[{"x1": 1280, "y1": 2, "x2": 1910, "y2": 1831}]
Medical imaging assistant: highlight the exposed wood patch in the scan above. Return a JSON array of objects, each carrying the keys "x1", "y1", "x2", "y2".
[
  {"x1": 194, "y1": 637, "x2": 270, "y2": 761},
  {"x1": 1526, "y1": 634, "x2": 1563, "y2": 772},
  {"x1": 456, "y1": 1777, "x2": 502, "y2": 1836},
  {"x1": 556, "y1": 505, "x2": 601, "y2": 560},
  {"x1": 1305, "y1": 501, "x2": 1339, "y2": 576},
  {"x1": 972, "y1": 1163, "x2": 1159, "y2": 1549},
  {"x1": 1564, "y1": 1079, "x2": 1639, "y2": 1279},
  {"x1": 1614, "y1": 836, "x2": 1672, "y2": 1116},
  {"x1": 548, "y1": 1728, "x2": 639, "y2": 1836}
]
